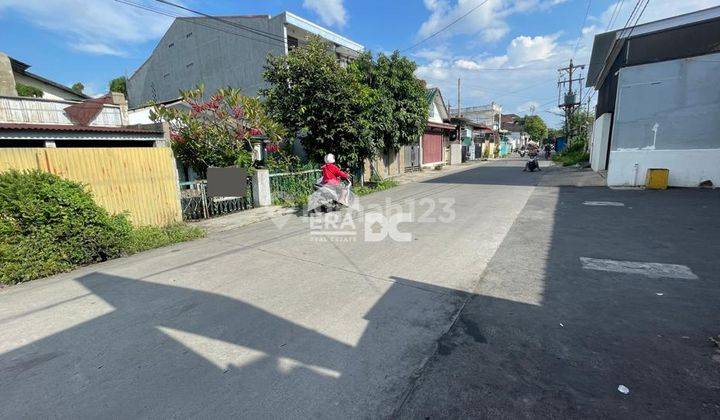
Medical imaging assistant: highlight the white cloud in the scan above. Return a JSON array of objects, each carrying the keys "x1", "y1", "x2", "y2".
[
  {"x1": 418, "y1": 0, "x2": 508, "y2": 42},
  {"x1": 71, "y1": 42, "x2": 126, "y2": 57},
  {"x1": 414, "y1": 0, "x2": 720, "y2": 126},
  {"x1": 506, "y1": 34, "x2": 559, "y2": 65},
  {"x1": 303, "y1": 0, "x2": 348, "y2": 28},
  {"x1": 455, "y1": 59, "x2": 482, "y2": 70},
  {"x1": 414, "y1": 45, "x2": 452, "y2": 61},
  {"x1": 414, "y1": 31, "x2": 573, "y2": 124},
  {"x1": 415, "y1": 59, "x2": 452, "y2": 82},
  {"x1": 0, "y1": 0, "x2": 173, "y2": 55},
  {"x1": 416, "y1": 0, "x2": 567, "y2": 43}
]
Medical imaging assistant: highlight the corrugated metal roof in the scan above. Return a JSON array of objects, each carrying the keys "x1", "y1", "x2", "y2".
[
  {"x1": 0, "y1": 123, "x2": 163, "y2": 134},
  {"x1": 425, "y1": 88, "x2": 438, "y2": 105}
]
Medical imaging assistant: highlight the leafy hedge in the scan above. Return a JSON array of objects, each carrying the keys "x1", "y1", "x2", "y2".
[
  {"x1": 0, "y1": 170, "x2": 203, "y2": 285},
  {"x1": 553, "y1": 140, "x2": 590, "y2": 166}
]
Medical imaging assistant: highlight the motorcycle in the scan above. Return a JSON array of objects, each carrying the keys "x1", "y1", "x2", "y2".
[
  {"x1": 307, "y1": 177, "x2": 355, "y2": 213},
  {"x1": 524, "y1": 153, "x2": 541, "y2": 172}
]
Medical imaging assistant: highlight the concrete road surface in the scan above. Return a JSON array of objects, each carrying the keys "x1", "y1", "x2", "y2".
[{"x1": 1, "y1": 160, "x2": 719, "y2": 418}]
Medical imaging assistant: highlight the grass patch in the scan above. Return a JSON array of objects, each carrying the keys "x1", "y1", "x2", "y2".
[
  {"x1": 355, "y1": 179, "x2": 399, "y2": 196},
  {"x1": 124, "y1": 224, "x2": 206, "y2": 255}
]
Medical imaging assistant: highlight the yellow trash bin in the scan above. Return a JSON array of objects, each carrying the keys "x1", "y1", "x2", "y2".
[{"x1": 646, "y1": 168, "x2": 669, "y2": 189}]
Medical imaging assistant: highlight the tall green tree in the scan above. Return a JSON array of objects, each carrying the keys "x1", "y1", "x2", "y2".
[
  {"x1": 71, "y1": 82, "x2": 84, "y2": 94},
  {"x1": 109, "y1": 76, "x2": 127, "y2": 95},
  {"x1": 520, "y1": 115, "x2": 548, "y2": 143},
  {"x1": 566, "y1": 109, "x2": 594, "y2": 143},
  {"x1": 263, "y1": 37, "x2": 375, "y2": 168},
  {"x1": 350, "y1": 51, "x2": 428, "y2": 151}
]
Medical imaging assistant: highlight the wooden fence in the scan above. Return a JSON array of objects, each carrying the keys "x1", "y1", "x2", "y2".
[{"x1": 0, "y1": 147, "x2": 182, "y2": 226}]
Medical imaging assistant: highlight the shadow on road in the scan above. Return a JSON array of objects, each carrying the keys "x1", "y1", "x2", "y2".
[
  {"x1": 0, "y1": 271, "x2": 466, "y2": 417},
  {"x1": 399, "y1": 186, "x2": 720, "y2": 417}
]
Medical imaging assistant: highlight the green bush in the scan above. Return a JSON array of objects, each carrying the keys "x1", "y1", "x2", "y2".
[
  {"x1": 124, "y1": 224, "x2": 205, "y2": 255},
  {"x1": 553, "y1": 141, "x2": 590, "y2": 166},
  {"x1": 0, "y1": 170, "x2": 206, "y2": 285},
  {"x1": 0, "y1": 170, "x2": 131, "y2": 284}
]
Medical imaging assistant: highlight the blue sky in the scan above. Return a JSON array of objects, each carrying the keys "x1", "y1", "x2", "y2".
[{"x1": 2, "y1": 0, "x2": 719, "y2": 126}]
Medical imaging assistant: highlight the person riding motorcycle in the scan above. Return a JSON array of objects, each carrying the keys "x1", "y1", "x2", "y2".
[
  {"x1": 320, "y1": 153, "x2": 350, "y2": 205},
  {"x1": 321, "y1": 153, "x2": 349, "y2": 186},
  {"x1": 524, "y1": 142, "x2": 541, "y2": 172},
  {"x1": 526, "y1": 142, "x2": 539, "y2": 157}
]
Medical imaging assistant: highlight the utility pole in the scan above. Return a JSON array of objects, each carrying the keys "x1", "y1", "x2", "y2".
[
  {"x1": 557, "y1": 59, "x2": 585, "y2": 142},
  {"x1": 456, "y1": 78, "x2": 461, "y2": 117}
]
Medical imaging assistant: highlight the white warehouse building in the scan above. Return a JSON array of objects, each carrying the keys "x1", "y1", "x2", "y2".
[{"x1": 586, "y1": 6, "x2": 720, "y2": 188}]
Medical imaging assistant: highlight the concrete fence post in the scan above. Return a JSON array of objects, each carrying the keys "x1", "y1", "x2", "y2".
[{"x1": 252, "y1": 169, "x2": 271, "y2": 207}]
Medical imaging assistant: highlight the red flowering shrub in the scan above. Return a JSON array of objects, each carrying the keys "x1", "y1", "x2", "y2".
[{"x1": 150, "y1": 85, "x2": 285, "y2": 176}]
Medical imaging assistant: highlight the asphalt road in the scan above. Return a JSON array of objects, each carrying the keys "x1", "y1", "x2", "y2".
[{"x1": 1, "y1": 160, "x2": 718, "y2": 418}]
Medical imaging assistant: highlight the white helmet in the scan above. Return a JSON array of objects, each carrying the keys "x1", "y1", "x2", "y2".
[{"x1": 324, "y1": 153, "x2": 335, "y2": 164}]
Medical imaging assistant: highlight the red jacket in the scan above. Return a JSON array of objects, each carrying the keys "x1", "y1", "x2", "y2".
[{"x1": 321, "y1": 163, "x2": 349, "y2": 185}]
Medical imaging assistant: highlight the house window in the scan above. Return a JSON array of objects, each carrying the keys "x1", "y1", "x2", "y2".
[{"x1": 429, "y1": 105, "x2": 435, "y2": 118}]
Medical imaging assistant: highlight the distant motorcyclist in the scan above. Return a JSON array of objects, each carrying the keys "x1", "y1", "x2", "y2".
[
  {"x1": 543, "y1": 143, "x2": 552, "y2": 159},
  {"x1": 526, "y1": 141, "x2": 539, "y2": 156},
  {"x1": 524, "y1": 141, "x2": 541, "y2": 172},
  {"x1": 519, "y1": 144, "x2": 527, "y2": 157}
]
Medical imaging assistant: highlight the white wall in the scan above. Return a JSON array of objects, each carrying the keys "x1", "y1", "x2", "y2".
[
  {"x1": 449, "y1": 144, "x2": 462, "y2": 165},
  {"x1": 607, "y1": 53, "x2": 720, "y2": 187},
  {"x1": 128, "y1": 107, "x2": 153, "y2": 125},
  {"x1": 428, "y1": 101, "x2": 443, "y2": 123},
  {"x1": 590, "y1": 113, "x2": 611, "y2": 171},
  {"x1": 607, "y1": 149, "x2": 720, "y2": 187}
]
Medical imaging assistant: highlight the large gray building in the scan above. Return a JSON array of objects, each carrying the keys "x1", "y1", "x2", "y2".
[{"x1": 127, "y1": 11, "x2": 363, "y2": 109}]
